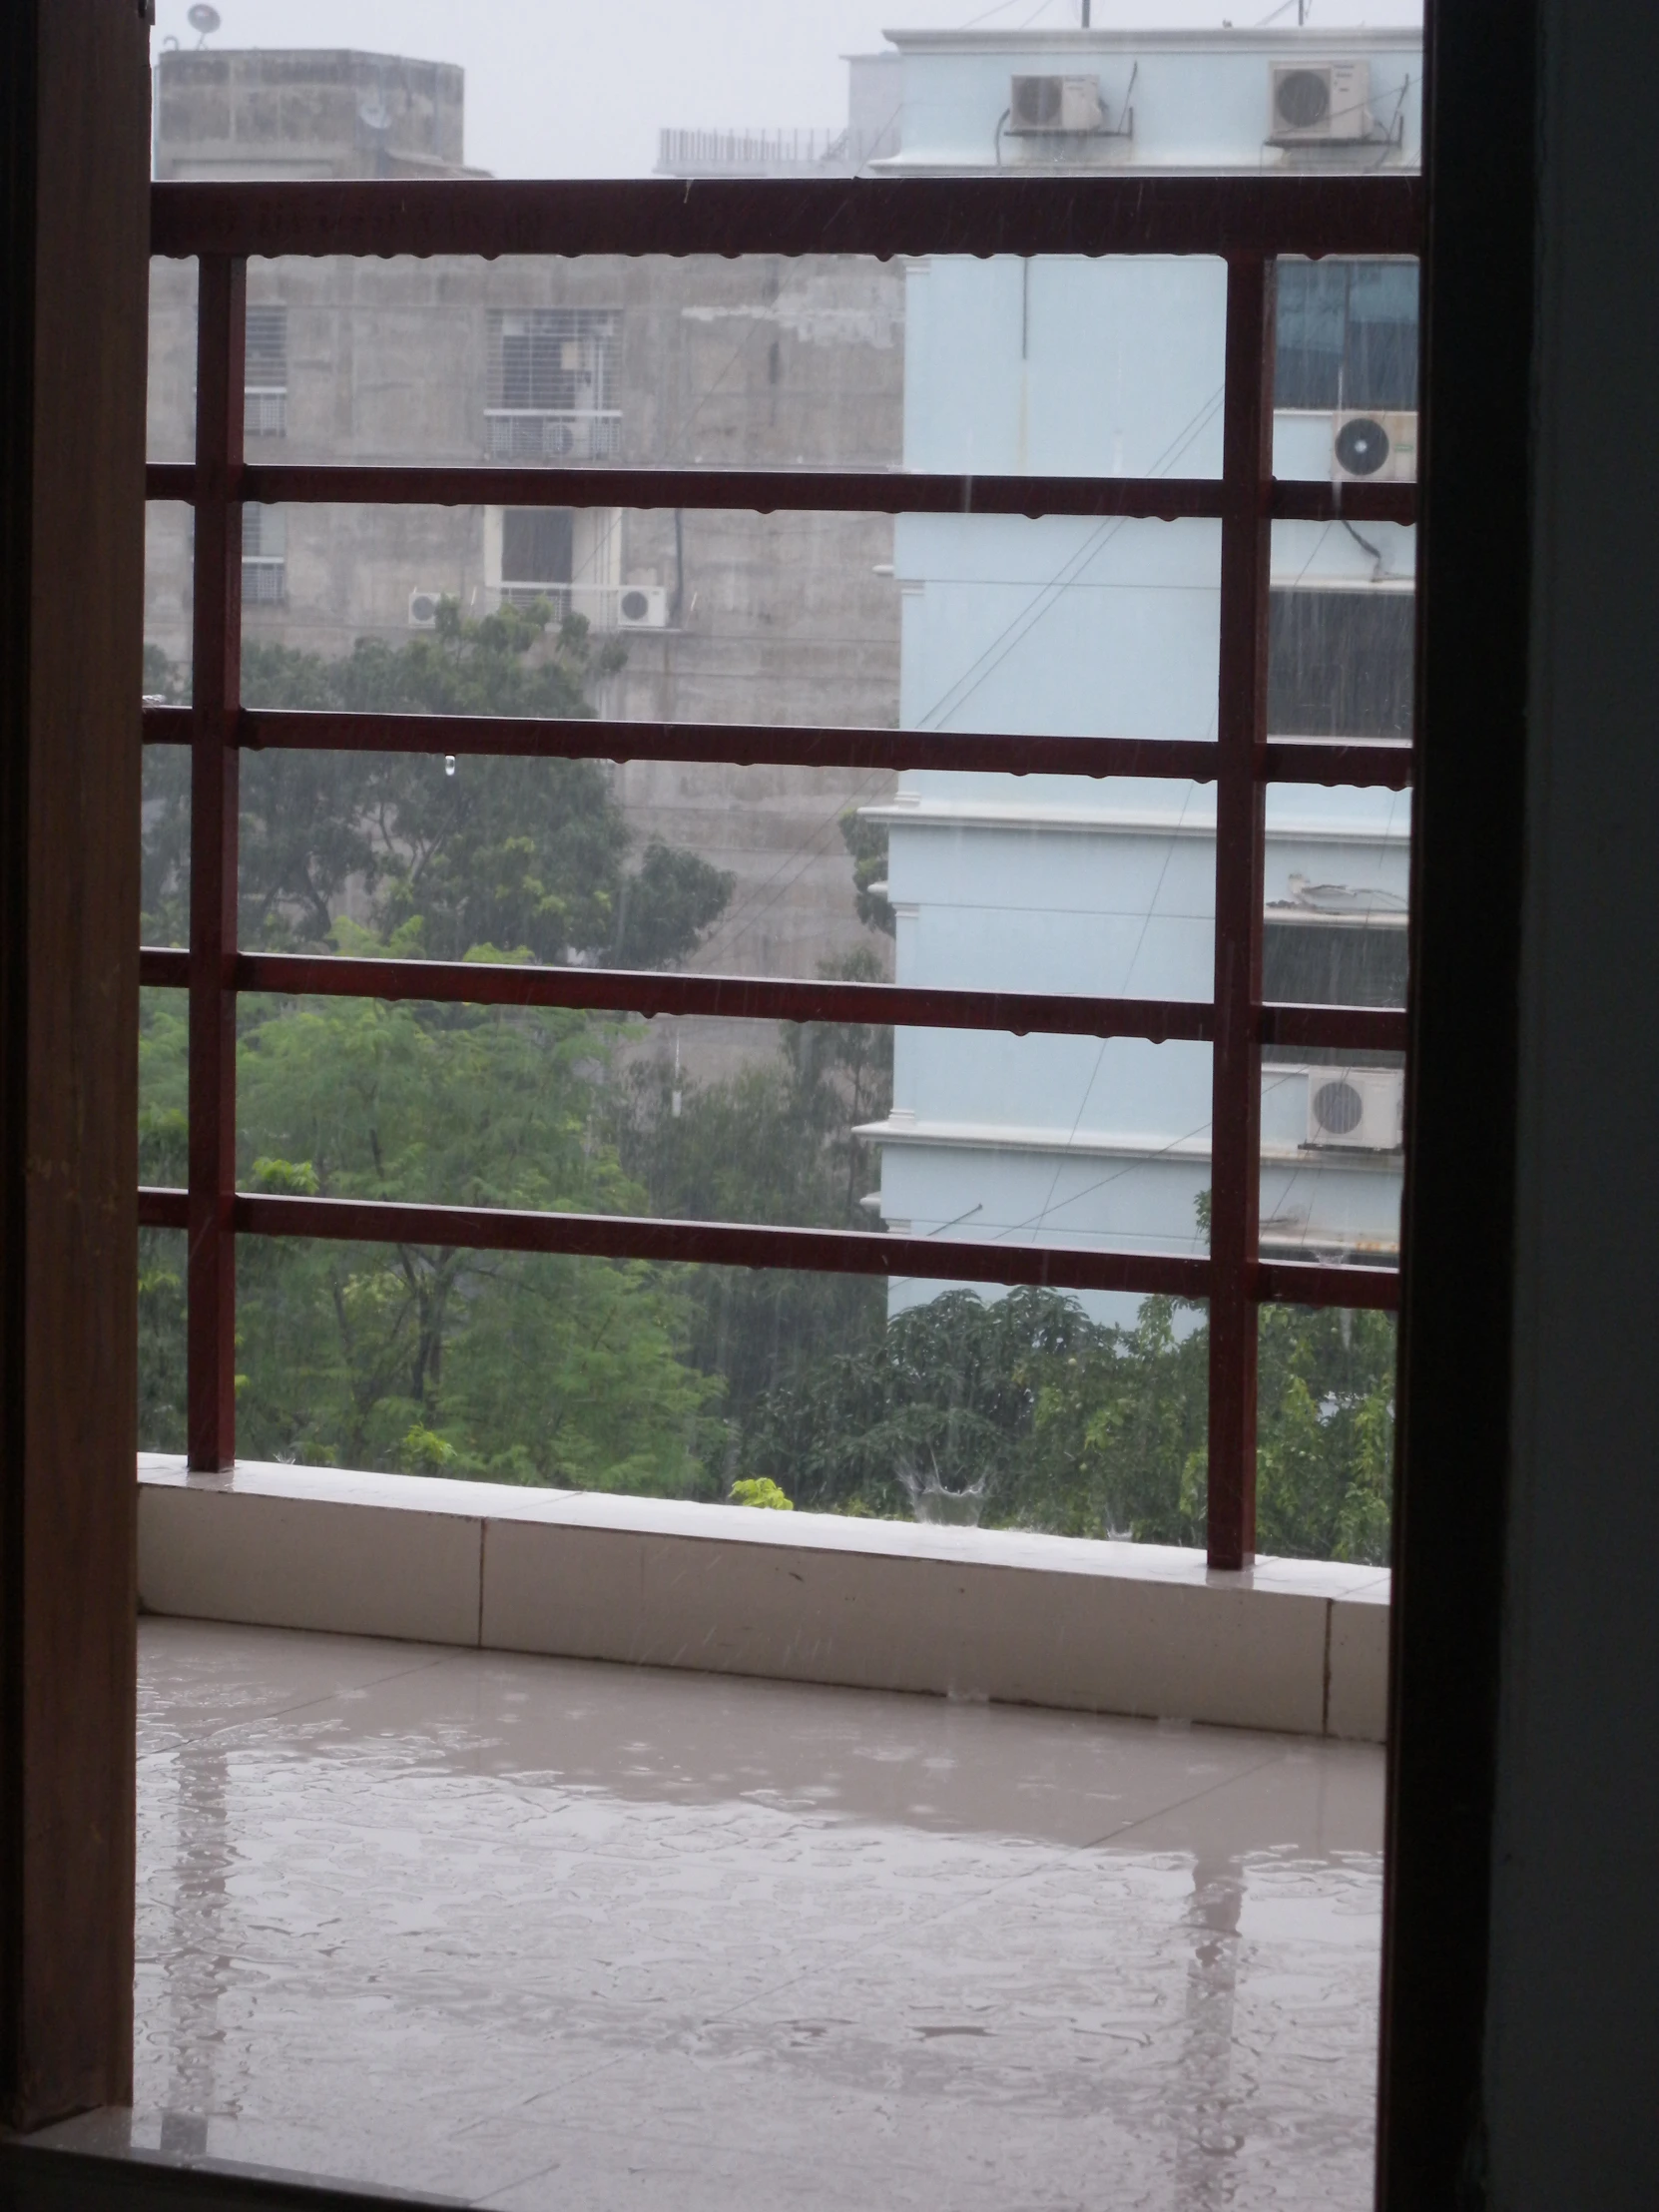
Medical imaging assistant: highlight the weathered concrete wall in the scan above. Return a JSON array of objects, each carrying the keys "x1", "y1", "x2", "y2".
[
  {"x1": 144, "y1": 65, "x2": 903, "y2": 1062},
  {"x1": 154, "y1": 49, "x2": 468, "y2": 181}
]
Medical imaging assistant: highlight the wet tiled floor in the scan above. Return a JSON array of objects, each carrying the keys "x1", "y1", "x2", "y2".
[{"x1": 39, "y1": 1618, "x2": 1384, "y2": 2207}]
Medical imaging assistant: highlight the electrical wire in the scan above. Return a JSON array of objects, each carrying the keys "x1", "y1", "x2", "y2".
[{"x1": 908, "y1": 378, "x2": 1228, "y2": 732}]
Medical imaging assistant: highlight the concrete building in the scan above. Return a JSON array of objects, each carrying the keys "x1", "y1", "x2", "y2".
[
  {"x1": 146, "y1": 48, "x2": 905, "y2": 1059},
  {"x1": 836, "y1": 25, "x2": 1422, "y2": 1312}
]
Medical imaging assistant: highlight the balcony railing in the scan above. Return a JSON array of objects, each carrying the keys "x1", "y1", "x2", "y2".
[
  {"x1": 485, "y1": 407, "x2": 622, "y2": 461},
  {"x1": 141, "y1": 173, "x2": 1421, "y2": 1570}
]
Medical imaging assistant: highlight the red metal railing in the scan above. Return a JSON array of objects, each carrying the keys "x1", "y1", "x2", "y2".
[{"x1": 142, "y1": 174, "x2": 1422, "y2": 1568}]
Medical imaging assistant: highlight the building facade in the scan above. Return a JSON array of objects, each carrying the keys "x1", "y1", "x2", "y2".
[
  {"x1": 836, "y1": 26, "x2": 1422, "y2": 1313},
  {"x1": 147, "y1": 49, "x2": 905, "y2": 1059}
]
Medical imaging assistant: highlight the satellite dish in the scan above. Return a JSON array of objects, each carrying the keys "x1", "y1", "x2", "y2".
[{"x1": 188, "y1": 4, "x2": 221, "y2": 38}]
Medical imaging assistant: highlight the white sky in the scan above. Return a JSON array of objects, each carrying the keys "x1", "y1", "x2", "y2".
[{"x1": 152, "y1": 0, "x2": 1424, "y2": 178}]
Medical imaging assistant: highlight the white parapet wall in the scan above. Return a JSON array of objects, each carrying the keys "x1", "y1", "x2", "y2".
[{"x1": 136, "y1": 1457, "x2": 1390, "y2": 1742}]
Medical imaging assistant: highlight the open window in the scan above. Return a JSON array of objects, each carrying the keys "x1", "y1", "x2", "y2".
[
  {"x1": 1268, "y1": 584, "x2": 1415, "y2": 739},
  {"x1": 1274, "y1": 258, "x2": 1418, "y2": 412}
]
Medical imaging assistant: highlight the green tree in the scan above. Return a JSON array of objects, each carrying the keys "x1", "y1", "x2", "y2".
[
  {"x1": 142, "y1": 600, "x2": 733, "y2": 967},
  {"x1": 138, "y1": 599, "x2": 735, "y2": 1485},
  {"x1": 1254, "y1": 1303, "x2": 1396, "y2": 1561},
  {"x1": 839, "y1": 810, "x2": 895, "y2": 938},
  {"x1": 139, "y1": 973, "x2": 721, "y2": 1487},
  {"x1": 607, "y1": 946, "x2": 894, "y2": 1447}
]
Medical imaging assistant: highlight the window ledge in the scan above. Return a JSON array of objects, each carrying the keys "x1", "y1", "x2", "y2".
[{"x1": 137, "y1": 1455, "x2": 1389, "y2": 1742}]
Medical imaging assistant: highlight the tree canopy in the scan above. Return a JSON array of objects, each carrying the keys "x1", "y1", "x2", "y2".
[{"x1": 143, "y1": 599, "x2": 733, "y2": 967}]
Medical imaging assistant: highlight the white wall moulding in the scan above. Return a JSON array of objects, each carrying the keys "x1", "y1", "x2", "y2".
[{"x1": 138, "y1": 1458, "x2": 1388, "y2": 1742}]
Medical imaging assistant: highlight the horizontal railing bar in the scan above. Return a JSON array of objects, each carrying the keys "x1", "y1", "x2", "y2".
[
  {"x1": 137, "y1": 946, "x2": 1404, "y2": 1053},
  {"x1": 139, "y1": 710, "x2": 1415, "y2": 791},
  {"x1": 137, "y1": 1185, "x2": 1212, "y2": 1299},
  {"x1": 1261, "y1": 740, "x2": 1413, "y2": 790},
  {"x1": 140, "y1": 706, "x2": 1226, "y2": 781},
  {"x1": 1271, "y1": 480, "x2": 1418, "y2": 524},
  {"x1": 157, "y1": 462, "x2": 1218, "y2": 519},
  {"x1": 1255, "y1": 1257, "x2": 1400, "y2": 1312},
  {"x1": 135, "y1": 1184, "x2": 1399, "y2": 1311},
  {"x1": 233, "y1": 954, "x2": 1218, "y2": 1042},
  {"x1": 150, "y1": 175, "x2": 1424, "y2": 265},
  {"x1": 1259, "y1": 1003, "x2": 1407, "y2": 1052},
  {"x1": 144, "y1": 460, "x2": 1416, "y2": 527}
]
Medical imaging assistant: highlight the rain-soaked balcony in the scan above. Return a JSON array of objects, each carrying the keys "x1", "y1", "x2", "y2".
[{"x1": 25, "y1": 1614, "x2": 1383, "y2": 2207}]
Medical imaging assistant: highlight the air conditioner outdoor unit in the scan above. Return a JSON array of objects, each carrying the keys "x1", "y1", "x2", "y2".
[
  {"x1": 1269, "y1": 60, "x2": 1372, "y2": 142},
  {"x1": 407, "y1": 589, "x2": 443, "y2": 629},
  {"x1": 1332, "y1": 409, "x2": 1418, "y2": 483},
  {"x1": 1009, "y1": 75, "x2": 1105, "y2": 134},
  {"x1": 1305, "y1": 1068, "x2": 1404, "y2": 1152},
  {"x1": 615, "y1": 584, "x2": 669, "y2": 629}
]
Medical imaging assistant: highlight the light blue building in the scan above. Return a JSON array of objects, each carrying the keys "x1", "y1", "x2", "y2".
[{"x1": 854, "y1": 24, "x2": 1422, "y2": 1317}]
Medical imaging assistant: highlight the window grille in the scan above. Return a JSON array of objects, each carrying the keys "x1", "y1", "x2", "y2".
[
  {"x1": 240, "y1": 500, "x2": 284, "y2": 603},
  {"x1": 142, "y1": 175, "x2": 1421, "y2": 1568},
  {"x1": 486, "y1": 307, "x2": 621, "y2": 459},
  {"x1": 244, "y1": 303, "x2": 287, "y2": 437}
]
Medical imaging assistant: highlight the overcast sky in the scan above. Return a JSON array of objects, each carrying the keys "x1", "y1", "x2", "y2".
[{"x1": 152, "y1": 0, "x2": 1424, "y2": 178}]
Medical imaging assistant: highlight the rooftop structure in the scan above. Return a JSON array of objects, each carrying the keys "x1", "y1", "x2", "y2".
[
  {"x1": 656, "y1": 53, "x2": 903, "y2": 177},
  {"x1": 876, "y1": 23, "x2": 1420, "y2": 174},
  {"x1": 153, "y1": 47, "x2": 479, "y2": 181}
]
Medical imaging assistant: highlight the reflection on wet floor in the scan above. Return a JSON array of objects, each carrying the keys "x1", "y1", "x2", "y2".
[{"x1": 36, "y1": 1619, "x2": 1383, "y2": 2209}]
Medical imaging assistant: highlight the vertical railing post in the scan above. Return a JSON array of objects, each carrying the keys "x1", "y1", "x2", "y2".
[
  {"x1": 1207, "y1": 252, "x2": 1275, "y2": 1569},
  {"x1": 187, "y1": 255, "x2": 244, "y2": 1469}
]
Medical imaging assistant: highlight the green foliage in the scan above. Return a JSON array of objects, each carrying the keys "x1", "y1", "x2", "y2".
[
  {"x1": 737, "y1": 1287, "x2": 1119, "y2": 1529},
  {"x1": 141, "y1": 601, "x2": 732, "y2": 968},
  {"x1": 606, "y1": 947, "x2": 894, "y2": 1446},
  {"x1": 1254, "y1": 1304, "x2": 1396, "y2": 1562},
  {"x1": 839, "y1": 811, "x2": 895, "y2": 937},
  {"x1": 138, "y1": 975, "x2": 722, "y2": 1491},
  {"x1": 730, "y1": 1477, "x2": 794, "y2": 1511},
  {"x1": 738, "y1": 1285, "x2": 1394, "y2": 1562},
  {"x1": 611, "y1": 842, "x2": 737, "y2": 971}
]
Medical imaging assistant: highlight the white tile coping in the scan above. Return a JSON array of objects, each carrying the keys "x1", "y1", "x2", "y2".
[{"x1": 137, "y1": 1455, "x2": 1390, "y2": 1742}]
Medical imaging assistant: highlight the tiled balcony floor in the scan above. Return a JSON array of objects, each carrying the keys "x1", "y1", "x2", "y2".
[{"x1": 43, "y1": 1618, "x2": 1383, "y2": 2208}]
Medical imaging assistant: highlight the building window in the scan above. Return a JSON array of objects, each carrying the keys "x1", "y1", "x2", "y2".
[
  {"x1": 486, "y1": 309, "x2": 621, "y2": 459},
  {"x1": 1275, "y1": 260, "x2": 1418, "y2": 412},
  {"x1": 1263, "y1": 895, "x2": 1408, "y2": 1075},
  {"x1": 1268, "y1": 586, "x2": 1414, "y2": 739},
  {"x1": 498, "y1": 506, "x2": 574, "y2": 611},
  {"x1": 1265, "y1": 912, "x2": 1408, "y2": 1007},
  {"x1": 245, "y1": 304, "x2": 287, "y2": 438},
  {"x1": 242, "y1": 503, "x2": 286, "y2": 604}
]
